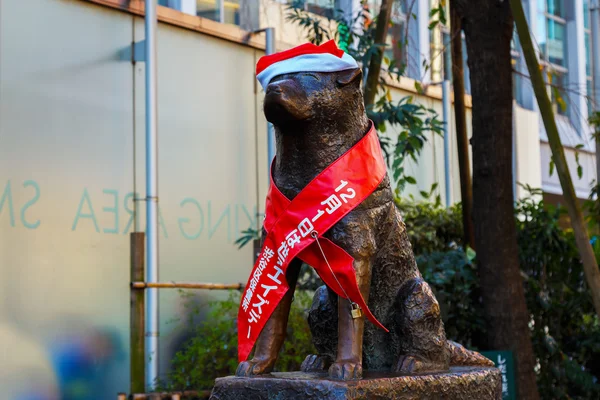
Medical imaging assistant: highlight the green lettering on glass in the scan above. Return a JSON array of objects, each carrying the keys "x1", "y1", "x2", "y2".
[
  {"x1": 208, "y1": 201, "x2": 231, "y2": 241},
  {"x1": 178, "y1": 197, "x2": 204, "y2": 240},
  {"x1": 21, "y1": 180, "x2": 41, "y2": 229},
  {"x1": 0, "y1": 180, "x2": 15, "y2": 227},
  {"x1": 102, "y1": 189, "x2": 119, "y2": 234},
  {"x1": 72, "y1": 188, "x2": 99, "y2": 232}
]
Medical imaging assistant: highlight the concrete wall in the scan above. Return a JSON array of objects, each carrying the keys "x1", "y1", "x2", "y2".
[
  {"x1": 0, "y1": 0, "x2": 266, "y2": 398},
  {"x1": 515, "y1": 105, "x2": 543, "y2": 199},
  {"x1": 540, "y1": 144, "x2": 597, "y2": 199}
]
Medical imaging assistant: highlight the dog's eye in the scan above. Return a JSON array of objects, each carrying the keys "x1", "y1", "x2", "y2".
[{"x1": 304, "y1": 73, "x2": 320, "y2": 82}]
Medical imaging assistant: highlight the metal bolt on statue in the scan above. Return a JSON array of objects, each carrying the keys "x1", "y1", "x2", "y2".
[{"x1": 235, "y1": 41, "x2": 494, "y2": 382}]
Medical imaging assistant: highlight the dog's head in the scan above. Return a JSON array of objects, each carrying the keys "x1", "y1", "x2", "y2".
[{"x1": 263, "y1": 68, "x2": 363, "y2": 127}]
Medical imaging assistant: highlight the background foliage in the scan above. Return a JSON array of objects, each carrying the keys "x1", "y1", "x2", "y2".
[
  {"x1": 158, "y1": 291, "x2": 315, "y2": 393},
  {"x1": 516, "y1": 187, "x2": 600, "y2": 399}
]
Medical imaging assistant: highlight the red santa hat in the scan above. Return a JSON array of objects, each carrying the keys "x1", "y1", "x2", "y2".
[{"x1": 256, "y1": 40, "x2": 359, "y2": 90}]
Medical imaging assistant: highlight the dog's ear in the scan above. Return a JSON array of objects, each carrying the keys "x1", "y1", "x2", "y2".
[{"x1": 336, "y1": 68, "x2": 363, "y2": 87}]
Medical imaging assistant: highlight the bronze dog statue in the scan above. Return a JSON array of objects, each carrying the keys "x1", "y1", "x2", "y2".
[{"x1": 236, "y1": 64, "x2": 493, "y2": 381}]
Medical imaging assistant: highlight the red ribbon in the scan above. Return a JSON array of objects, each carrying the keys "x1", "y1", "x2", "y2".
[{"x1": 238, "y1": 122, "x2": 389, "y2": 362}]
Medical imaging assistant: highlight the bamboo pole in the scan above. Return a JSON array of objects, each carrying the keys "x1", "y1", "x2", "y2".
[
  {"x1": 510, "y1": 0, "x2": 600, "y2": 318},
  {"x1": 131, "y1": 232, "x2": 146, "y2": 393},
  {"x1": 131, "y1": 282, "x2": 244, "y2": 290}
]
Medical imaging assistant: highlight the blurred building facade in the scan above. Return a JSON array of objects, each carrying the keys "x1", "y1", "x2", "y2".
[{"x1": 0, "y1": 0, "x2": 596, "y2": 398}]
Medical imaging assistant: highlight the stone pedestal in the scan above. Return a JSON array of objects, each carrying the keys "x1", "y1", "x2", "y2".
[{"x1": 209, "y1": 367, "x2": 501, "y2": 399}]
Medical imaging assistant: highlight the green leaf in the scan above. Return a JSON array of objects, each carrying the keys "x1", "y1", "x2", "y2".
[
  {"x1": 549, "y1": 159, "x2": 555, "y2": 177},
  {"x1": 405, "y1": 176, "x2": 417, "y2": 185},
  {"x1": 578, "y1": 165, "x2": 583, "y2": 179},
  {"x1": 415, "y1": 81, "x2": 424, "y2": 94},
  {"x1": 465, "y1": 246, "x2": 476, "y2": 262}
]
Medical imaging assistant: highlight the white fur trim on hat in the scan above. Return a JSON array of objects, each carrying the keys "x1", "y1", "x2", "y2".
[{"x1": 256, "y1": 52, "x2": 359, "y2": 90}]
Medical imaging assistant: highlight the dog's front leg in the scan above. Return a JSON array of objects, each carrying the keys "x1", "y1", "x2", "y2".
[
  {"x1": 329, "y1": 257, "x2": 372, "y2": 380},
  {"x1": 236, "y1": 258, "x2": 302, "y2": 377}
]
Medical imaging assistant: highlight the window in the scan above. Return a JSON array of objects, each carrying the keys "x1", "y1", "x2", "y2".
[
  {"x1": 196, "y1": 0, "x2": 240, "y2": 24},
  {"x1": 462, "y1": 38, "x2": 471, "y2": 94},
  {"x1": 536, "y1": 0, "x2": 568, "y2": 115},
  {"x1": 290, "y1": 0, "x2": 335, "y2": 18},
  {"x1": 158, "y1": 0, "x2": 240, "y2": 24},
  {"x1": 511, "y1": 29, "x2": 524, "y2": 106},
  {"x1": 550, "y1": 73, "x2": 568, "y2": 116},
  {"x1": 385, "y1": 1, "x2": 408, "y2": 72},
  {"x1": 429, "y1": 0, "x2": 449, "y2": 82},
  {"x1": 366, "y1": 0, "x2": 408, "y2": 74},
  {"x1": 428, "y1": 0, "x2": 470, "y2": 93}
]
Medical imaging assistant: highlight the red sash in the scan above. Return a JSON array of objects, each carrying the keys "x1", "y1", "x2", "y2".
[{"x1": 238, "y1": 122, "x2": 389, "y2": 362}]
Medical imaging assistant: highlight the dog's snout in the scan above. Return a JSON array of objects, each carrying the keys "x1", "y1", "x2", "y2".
[
  {"x1": 266, "y1": 78, "x2": 296, "y2": 95},
  {"x1": 266, "y1": 83, "x2": 283, "y2": 95}
]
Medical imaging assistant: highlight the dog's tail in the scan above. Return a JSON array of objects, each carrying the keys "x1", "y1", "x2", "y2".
[{"x1": 447, "y1": 340, "x2": 495, "y2": 367}]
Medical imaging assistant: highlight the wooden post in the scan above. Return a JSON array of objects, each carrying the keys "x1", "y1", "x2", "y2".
[
  {"x1": 362, "y1": 0, "x2": 394, "y2": 108},
  {"x1": 449, "y1": 0, "x2": 475, "y2": 250},
  {"x1": 131, "y1": 232, "x2": 146, "y2": 393}
]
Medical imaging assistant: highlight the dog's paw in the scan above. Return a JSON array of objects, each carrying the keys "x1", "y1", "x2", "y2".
[
  {"x1": 394, "y1": 355, "x2": 447, "y2": 374},
  {"x1": 301, "y1": 354, "x2": 330, "y2": 372},
  {"x1": 328, "y1": 360, "x2": 362, "y2": 380},
  {"x1": 235, "y1": 359, "x2": 274, "y2": 377},
  {"x1": 394, "y1": 355, "x2": 422, "y2": 374}
]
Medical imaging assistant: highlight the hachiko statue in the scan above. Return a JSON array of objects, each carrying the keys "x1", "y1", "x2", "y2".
[{"x1": 236, "y1": 40, "x2": 493, "y2": 381}]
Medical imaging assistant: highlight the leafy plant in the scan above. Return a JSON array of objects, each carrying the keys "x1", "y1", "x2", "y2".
[
  {"x1": 589, "y1": 111, "x2": 600, "y2": 141},
  {"x1": 158, "y1": 291, "x2": 316, "y2": 393},
  {"x1": 416, "y1": 248, "x2": 486, "y2": 350},
  {"x1": 233, "y1": 227, "x2": 260, "y2": 249},
  {"x1": 516, "y1": 189, "x2": 600, "y2": 399},
  {"x1": 395, "y1": 194, "x2": 463, "y2": 254},
  {"x1": 407, "y1": 191, "x2": 600, "y2": 398}
]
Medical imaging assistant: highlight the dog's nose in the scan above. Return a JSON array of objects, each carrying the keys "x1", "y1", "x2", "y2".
[{"x1": 266, "y1": 83, "x2": 283, "y2": 95}]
